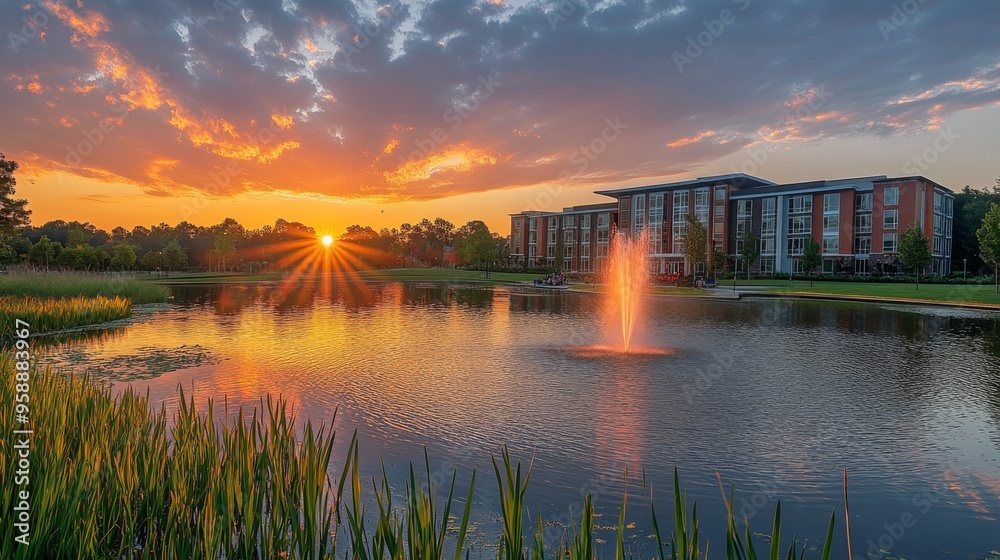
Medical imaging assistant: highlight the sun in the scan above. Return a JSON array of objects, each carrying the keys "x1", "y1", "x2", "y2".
[{"x1": 321, "y1": 235, "x2": 334, "y2": 247}]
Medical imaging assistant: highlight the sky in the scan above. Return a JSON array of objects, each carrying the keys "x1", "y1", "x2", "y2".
[{"x1": 3, "y1": 0, "x2": 1000, "y2": 236}]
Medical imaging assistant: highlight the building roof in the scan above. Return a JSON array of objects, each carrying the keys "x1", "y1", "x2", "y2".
[
  {"x1": 729, "y1": 175, "x2": 887, "y2": 199},
  {"x1": 875, "y1": 175, "x2": 954, "y2": 194},
  {"x1": 593, "y1": 173, "x2": 775, "y2": 197}
]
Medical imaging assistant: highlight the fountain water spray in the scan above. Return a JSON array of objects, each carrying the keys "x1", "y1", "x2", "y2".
[{"x1": 607, "y1": 229, "x2": 649, "y2": 353}]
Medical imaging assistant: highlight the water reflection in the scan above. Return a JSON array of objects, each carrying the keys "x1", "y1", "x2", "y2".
[{"x1": 33, "y1": 285, "x2": 1000, "y2": 559}]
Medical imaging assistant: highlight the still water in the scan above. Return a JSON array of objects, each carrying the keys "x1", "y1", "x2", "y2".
[{"x1": 39, "y1": 282, "x2": 1000, "y2": 559}]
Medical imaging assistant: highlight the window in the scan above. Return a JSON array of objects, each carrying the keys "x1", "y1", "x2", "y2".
[
  {"x1": 856, "y1": 193, "x2": 873, "y2": 212},
  {"x1": 563, "y1": 215, "x2": 574, "y2": 228},
  {"x1": 597, "y1": 229, "x2": 609, "y2": 244},
  {"x1": 695, "y1": 188, "x2": 710, "y2": 225},
  {"x1": 528, "y1": 245, "x2": 536, "y2": 258},
  {"x1": 547, "y1": 245, "x2": 556, "y2": 257},
  {"x1": 855, "y1": 214, "x2": 872, "y2": 234},
  {"x1": 514, "y1": 232, "x2": 521, "y2": 245},
  {"x1": 823, "y1": 236, "x2": 839, "y2": 254},
  {"x1": 823, "y1": 216, "x2": 840, "y2": 235},
  {"x1": 548, "y1": 219, "x2": 557, "y2": 230},
  {"x1": 596, "y1": 244, "x2": 609, "y2": 257},
  {"x1": 737, "y1": 200, "x2": 752, "y2": 234},
  {"x1": 580, "y1": 215, "x2": 591, "y2": 229},
  {"x1": 854, "y1": 237, "x2": 871, "y2": 254},
  {"x1": 789, "y1": 195, "x2": 812, "y2": 214},
  {"x1": 716, "y1": 187, "x2": 726, "y2": 200},
  {"x1": 788, "y1": 216, "x2": 812, "y2": 235},
  {"x1": 933, "y1": 236, "x2": 942, "y2": 255},
  {"x1": 633, "y1": 194, "x2": 646, "y2": 231},
  {"x1": 672, "y1": 190, "x2": 689, "y2": 246},
  {"x1": 564, "y1": 245, "x2": 573, "y2": 258},
  {"x1": 761, "y1": 198, "x2": 777, "y2": 237},
  {"x1": 760, "y1": 237, "x2": 776, "y2": 256},
  {"x1": 760, "y1": 258, "x2": 775, "y2": 274},
  {"x1": 547, "y1": 231, "x2": 556, "y2": 244},
  {"x1": 934, "y1": 192, "x2": 943, "y2": 214},
  {"x1": 597, "y1": 213, "x2": 609, "y2": 229},
  {"x1": 514, "y1": 220, "x2": 522, "y2": 231},
  {"x1": 581, "y1": 230, "x2": 590, "y2": 244},
  {"x1": 884, "y1": 210, "x2": 898, "y2": 230},
  {"x1": 822, "y1": 259, "x2": 838, "y2": 274},
  {"x1": 933, "y1": 215, "x2": 942, "y2": 234},
  {"x1": 883, "y1": 233, "x2": 898, "y2": 253},
  {"x1": 787, "y1": 237, "x2": 806, "y2": 256},
  {"x1": 884, "y1": 187, "x2": 899, "y2": 206},
  {"x1": 529, "y1": 218, "x2": 537, "y2": 231},
  {"x1": 648, "y1": 193, "x2": 664, "y2": 254},
  {"x1": 619, "y1": 198, "x2": 630, "y2": 211},
  {"x1": 823, "y1": 193, "x2": 840, "y2": 213},
  {"x1": 564, "y1": 230, "x2": 573, "y2": 244}
]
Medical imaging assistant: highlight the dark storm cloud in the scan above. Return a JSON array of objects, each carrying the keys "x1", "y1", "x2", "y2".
[{"x1": 2, "y1": 0, "x2": 998, "y2": 201}]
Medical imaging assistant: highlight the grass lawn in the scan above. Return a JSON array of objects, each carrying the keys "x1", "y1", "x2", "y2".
[{"x1": 734, "y1": 279, "x2": 1000, "y2": 306}]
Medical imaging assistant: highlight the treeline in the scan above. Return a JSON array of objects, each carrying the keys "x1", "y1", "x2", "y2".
[
  {"x1": 2, "y1": 216, "x2": 506, "y2": 273},
  {"x1": 953, "y1": 183, "x2": 1000, "y2": 274}
]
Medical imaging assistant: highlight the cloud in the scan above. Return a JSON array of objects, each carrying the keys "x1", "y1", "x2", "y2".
[{"x1": 2, "y1": 0, "x2": 999, "y2": 205}]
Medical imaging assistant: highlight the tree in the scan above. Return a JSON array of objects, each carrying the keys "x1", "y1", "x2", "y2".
[
  {"x1": 213, "y1": 233, "x2": 237, "y2": 271},
  {"x1": 682, "y1": 214, "x2": 707, "y2": 276},
  {"x1": 803, "y1": 238, "x2": 822, "y2": 287},
  {"x1": 453, "y1": 221, "x2": 503, "y2": 276},
  {"x1": 977, "y1": 203, "x2": 1000, "y2": 294},
  {"x1": 0, "y1": 154, "x2": 32, "y2": 260},
  {"x1": 710, "y1": 244, "x2": 726, "y2": 277},
  {"x1": 740, "y1": 230, "x2": 759, "y2": 282},
  {"x1": 139, "y1": 250, "x2": 161, "y2": 271},
  {"x1": 162, "y1": 239, "x2": 188, "y2": 271},
  {"x1": 954, "y1": 181, "x2": 1000, "y2": 274},
  {"x1": 899, "y1": 224, "x2": 931, "y2": 290},
  {"x1": 28, "y1": 235, "x2": 58, "y2": 269},
  {"x1": 110, "y1": 242, "x2": 137, "y2": 270}
]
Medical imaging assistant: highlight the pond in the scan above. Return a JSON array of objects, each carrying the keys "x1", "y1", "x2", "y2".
[{"x1": 37, "y1": 282, "x2": 1000, "y2": 559}]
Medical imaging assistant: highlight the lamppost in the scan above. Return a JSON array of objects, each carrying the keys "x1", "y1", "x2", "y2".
[
  {"x1": 963, "y1": 258, "x2": 967, "y2": 281},
  {"x1": 157, "y1": 250, "x2": 162, "y2": 277}
]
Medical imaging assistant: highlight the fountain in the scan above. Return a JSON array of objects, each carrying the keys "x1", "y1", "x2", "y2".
[
  {"x1": 607, "y1": 229, "x2": 648, "y2": 353},
  {"x1": 561, "y1": 228, "x2": 674, "y2": 359}
]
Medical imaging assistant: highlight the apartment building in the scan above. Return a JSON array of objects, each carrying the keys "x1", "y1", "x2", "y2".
[
  {"x1": 509, "y1": 203, "x2": 618, "y2": 272},
  {"x1": 510, "y1": 173, "x2": 954, "y2": 276}
]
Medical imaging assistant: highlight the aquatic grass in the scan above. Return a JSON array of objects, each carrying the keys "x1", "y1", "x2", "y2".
[
  {"x1": 0, "y1": 295, "x2": 133, "y2": 338},
  {"x1": 0, "y1": 269, "x2": 169, "y2": 303},
  {"x1": 493, "y1": 447, "x2": 534, "y2": 560},
  {"x1": 0, "y1": 357, "x2": 340, "y2": 560}
]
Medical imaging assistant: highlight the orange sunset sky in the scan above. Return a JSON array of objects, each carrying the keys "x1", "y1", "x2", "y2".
[{"x1": 4, "y1": 0, "x2": 999, "y2": 235}]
